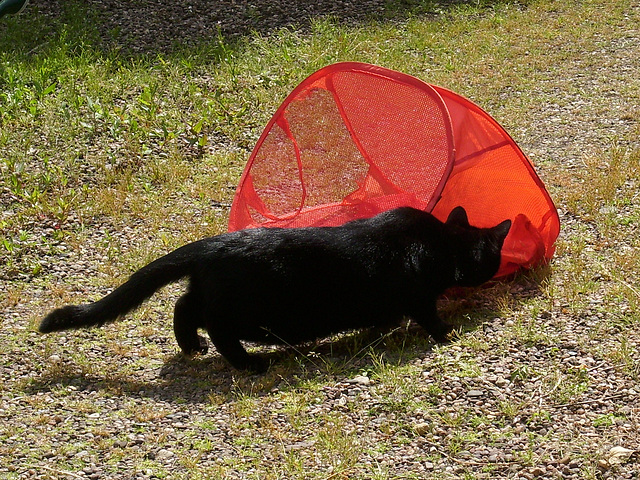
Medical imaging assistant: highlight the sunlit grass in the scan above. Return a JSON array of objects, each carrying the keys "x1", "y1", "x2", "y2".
[{"x1": 2, "y1": 0, "x2": 640, "y2": 477}]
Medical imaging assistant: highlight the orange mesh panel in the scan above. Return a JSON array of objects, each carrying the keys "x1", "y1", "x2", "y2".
[
  {"x1": 229, "y1": 63, "x2": 560, "y2": 277},
  {"x1": 329, "y1": 70, "x2": 452, "y2": 199},
  {"x1": 431, "y1": 85, "x2": 560, "y2": 276},
  {"x1": 285, "y1": 88, "x2": 370, "y2": 209},
  {"x1": 228, "y1": 63, "x2": 454, "y2": 230},
  {"x1": 249, "y1": 122, "x2": 303, "y2": 218}
]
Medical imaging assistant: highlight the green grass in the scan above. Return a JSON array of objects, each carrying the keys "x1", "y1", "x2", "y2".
[{"x1": 2, "y1": 0, "x2": 640, "y2": 478}]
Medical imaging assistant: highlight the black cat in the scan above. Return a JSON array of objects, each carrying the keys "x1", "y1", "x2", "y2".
[{"x1": 39, "y1": 206, "x2": 511, "y2": 372}]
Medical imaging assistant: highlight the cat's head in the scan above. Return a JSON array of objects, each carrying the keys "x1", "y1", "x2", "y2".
[{"x1": 445, "y1": 206, "x2": 512, "y2": 286}]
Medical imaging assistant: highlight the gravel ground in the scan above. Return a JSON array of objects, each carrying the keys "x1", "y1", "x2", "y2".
[
  {"x1": 2, "y1": 1, "x2": 640, "y2": 479},
  {"x1": 28, "y1": 0, "x2": 392, "y2": 53}
]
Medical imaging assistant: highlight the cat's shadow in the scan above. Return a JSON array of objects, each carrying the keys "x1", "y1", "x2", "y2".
[
  {"x1": 26, "y1": 324, "x2": 437, "y2": 404},
  {"x1": 27, "y1": 271, "x2": 548, "y2": 404}
]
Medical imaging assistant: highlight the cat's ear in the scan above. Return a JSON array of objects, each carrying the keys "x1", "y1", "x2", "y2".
[
  {"x1": 493, "y1": 219, "x2": 512, "y2": 242},
  {"x1": 446, "y1": 206, "x2": 470, "y2": 227}
]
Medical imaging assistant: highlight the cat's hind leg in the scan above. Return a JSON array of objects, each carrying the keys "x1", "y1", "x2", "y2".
[
  {"x1": 206, "y1": 327, "x2": 268, "y2": 373},
  {"x1": 173, "y1": 292, "x2": 208, "y2": 355}
]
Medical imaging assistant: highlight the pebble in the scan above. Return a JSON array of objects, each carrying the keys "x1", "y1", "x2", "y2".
[
  {"x1": 155, "y1": 449, "x2": 175, "y2": 461},
  {"x1": 285, "y1": 440, "x2": 315, "y2": 452},
  {"x1": 413, "y1": 423, "x2": 430, "y2": 435},
  {"x1": 346, "y1": 375, "x2": 371, "y2": 385},
  {"x1": 530, "y1": 466, "x2": 545, "y2": 477}
]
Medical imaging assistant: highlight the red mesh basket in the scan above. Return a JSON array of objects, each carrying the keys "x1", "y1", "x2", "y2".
[{"x1": 229, "y1": 62, "x2": 560, "y2": 277}]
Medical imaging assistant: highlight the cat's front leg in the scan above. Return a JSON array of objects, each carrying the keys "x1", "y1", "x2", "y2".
[
  {"x1": 424, "y1": 319, "x2": 454, "y2": 343},
  {"x1": 410, "y1": 300, "x2": 454, "y2": 343}
]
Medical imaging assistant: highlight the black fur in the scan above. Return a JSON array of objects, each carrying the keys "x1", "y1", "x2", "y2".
[{"x1": 39, "y1": 206, "x2": 511, "y2": 372}]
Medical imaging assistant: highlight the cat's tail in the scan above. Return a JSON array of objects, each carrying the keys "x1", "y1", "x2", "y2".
[{"x1": 39, "y1": 240, "x2": 207, "y2": 333}]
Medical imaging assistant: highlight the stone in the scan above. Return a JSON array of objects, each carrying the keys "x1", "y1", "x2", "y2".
[
  {"x1": 414, "y1": 423, "x2": 430, "y2": 435},
  {"x1": 155, "y1": 449, "x2": 174, "y2": 461},
  {"x1": 346, "y1": 375, "x2": 371, "y2": 385}
]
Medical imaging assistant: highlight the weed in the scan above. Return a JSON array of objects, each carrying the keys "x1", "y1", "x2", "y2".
[
  {"x1": 498, "y1": 399, "x2": 525, "y2": 419},
  {"x1": 593, "y1": 413, "x2": 626, "y2": 428},
  {"x1": 509, "y1": 363, "x2": 537, "y2": 383}
]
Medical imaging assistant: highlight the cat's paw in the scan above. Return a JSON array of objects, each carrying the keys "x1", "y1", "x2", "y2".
[
  {"x1": 430, "y1": 323, "x2": 455, "y2": 343},
  {"x1": 244, "y1": 356, "x2": 270, "y2": 374},
  {"x1": 224, "y1": 352, "x2": 270, "y2": 373},
  {"x1": 182, "y1": 336, "x2": 209, "y2": 356}
]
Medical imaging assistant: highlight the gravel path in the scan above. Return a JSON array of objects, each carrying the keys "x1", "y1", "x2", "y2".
[
  {"x1": 30, "y1": 0, "x2": 391, "y2": 53},
  {"x1": 2, "y1": 1, "x2": 640, "y2": 479}
]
